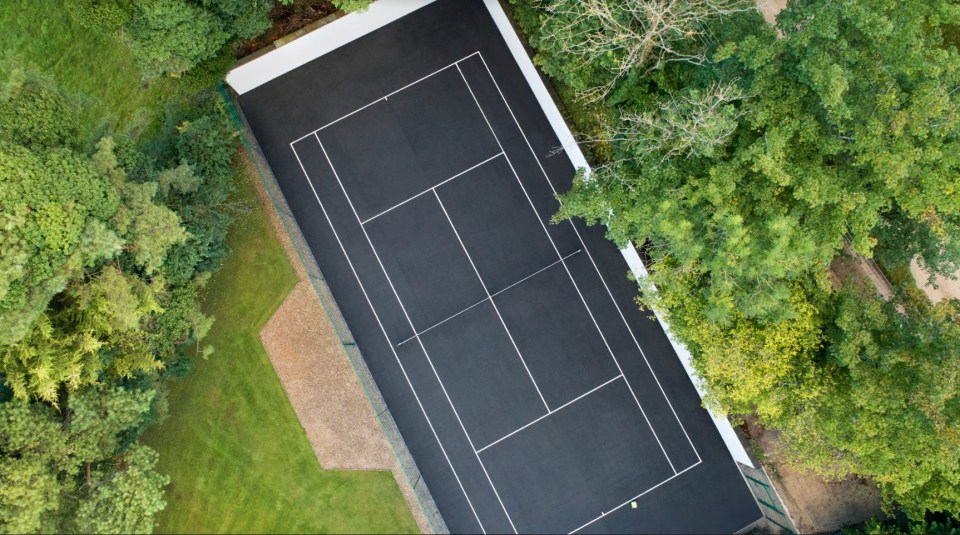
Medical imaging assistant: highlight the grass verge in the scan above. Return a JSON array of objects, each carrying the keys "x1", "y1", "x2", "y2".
[{"x1": 142, "y1": 161, "x2": 418, "y2": 533}]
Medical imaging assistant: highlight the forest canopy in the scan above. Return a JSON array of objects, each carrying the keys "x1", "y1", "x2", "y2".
[
  {"x1": 0, "y1": 67, "x2": 233, "y2": 531},
  {"x1": 0, "y1": 1, "x2": 376, "y2": 532}
]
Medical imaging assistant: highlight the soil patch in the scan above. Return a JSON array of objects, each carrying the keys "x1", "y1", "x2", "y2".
[
  {"x1": 742, "y1": 417, "x2": 884, "y2": 533},
  {"x1": 756, "y1": 0, "x2": 788, "y2": 26},
  {"x1": 910, "y1": 257, "x2": 960, "y2": 303},
  {"x1": 260, "y1": 281, "x2": 396, "y2": 470}
]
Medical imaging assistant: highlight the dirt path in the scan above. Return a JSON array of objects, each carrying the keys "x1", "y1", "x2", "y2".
[
  {"x1": 755, "y1": 0, "x2": 787, "y2": 25},
  {"x1": 744, "y1": 418, "x2": 883, "y2": 533},
  {"x1": 243, "y1": 153, "x2": 432, "y2": 533},
  {"x1": 911, "y1": 258, "x2": 960, "y2": 303}
]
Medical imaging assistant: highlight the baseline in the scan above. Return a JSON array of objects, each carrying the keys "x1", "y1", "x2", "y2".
[
  {"x1": 478, "y1": 377, "x2": 687, "y2": 534},
  {"x1": 290, "y1": 51, "x2": 480, "y2": 144},
  {"x1": 569, "y1": 461, "x2": 704, "y2": 534}
]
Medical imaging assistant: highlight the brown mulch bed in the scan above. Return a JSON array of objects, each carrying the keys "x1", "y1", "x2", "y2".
[{"x1": 237, "y1": 1, "x2": 339, "y2": 58}]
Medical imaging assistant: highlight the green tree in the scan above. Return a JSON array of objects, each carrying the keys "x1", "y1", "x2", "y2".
[
  {"x1": 67, "y1": 267, "x2": 166, "y2": 380},
  {"x1": 0, "y1": 141, "x2": 122, "y2": 345},
  {"x1": 554, "y1": 0, "x2": 960, "y2": 323},
  {"x1": 114, "y1": 179, "x2": 189, "y2": 274},
  {"x1": 2, "y1": 313, "x2": 100, "y2": 403},
  {"x1": 74, "y1": 445, "x2": 169, "y2": 534},
  {"x1": 332, "y1": 0, "x2": 372, "y2": 12},
  {"x1": 0, "y1": 210, "x2": 29, "y2": 312},
  {"x1": 804, "y1": 286, "x2": 960, "y2": 518},
  {"x1": 535, "y1": 0, "x2": 752, "y2": 99},
  {"x1": 598, "y1": 80, "x2": 748, "y2": 163},
  {"x1": 95, "y1": 137, "x2": 188, "y2": 275},
  {"x1": 175, "y1": 114, "x2": 236, "y2": 185},
  {"x1": 201, "y1": 0, "x2": 272, "y2": 40},
  {"x1": 157, "y1": 162, "x2": 199, "y2": 197},
  {"x1": 0, "y1": 74, "x2": 80, "y2": 149},
  {"x1": 161, "y1": 112, "x2": 236, "y2": 284},
  {"x1": 0, "y1": 133, "x2": 188, "y2": 401},
  {"x1": 3, "y1": 266, "x2": 167, "y2": 403},
  {"x1": 846, "y1": 513, "x2": 960, "y2": 535},
  {"x1": 124, "y1": 0, "x2": 228, "y2": 78},
  {"x1": 64, "y1": 0, "x2": 132, "y2": 32},
  {"x1": 872, "y1": 209, "x2": 960, "y2": 285},
  {"x1": 0, "y1": 386, "x2": 166, "y2": 533},
  {"x1": 0, "y1": 401, "x2": 67, "y2": 533},
  {"x1": 0, "y1": 45, "x2": 232, "y2": 534}
]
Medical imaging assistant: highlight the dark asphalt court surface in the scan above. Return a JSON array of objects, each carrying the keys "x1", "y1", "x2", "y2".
[{"x1": 237, "y1": 1, "x2": 762, "y2": 532}]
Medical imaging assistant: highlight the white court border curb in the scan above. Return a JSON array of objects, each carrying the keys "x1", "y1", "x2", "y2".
[
  {"x1": 226, "y1": 0, "x2": 434, "y2": 95},
  {"x1": 225, "y1": 0, "x2": 754, "y2": 469}
]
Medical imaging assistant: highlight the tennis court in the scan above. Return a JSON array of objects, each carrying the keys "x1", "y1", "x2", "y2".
[{"x1": 231, "y1": 1, "x2": 762, "y2": 533}]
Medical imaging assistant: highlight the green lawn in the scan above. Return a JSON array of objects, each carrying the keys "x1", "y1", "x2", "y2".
[
  {"x1": 2, "y1": 3, "x2": 418, "y2": 532},
  {"x1": 0, "y1": 0, "x2": 180, "y2": 140},
  {"x1": 143, "y1": 167, "x2": 419, "y2": 533}
]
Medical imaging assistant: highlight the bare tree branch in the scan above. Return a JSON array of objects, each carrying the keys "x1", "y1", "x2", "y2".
[
  {"x1": 542, "y1": 0, "x2": 754, "y2": 100},
  {"x1": 578, "y1": 80, "x2": 749, "y2": 167}
]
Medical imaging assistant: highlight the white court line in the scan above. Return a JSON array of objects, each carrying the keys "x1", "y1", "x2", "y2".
[
  {"x1": 456, "y1": 61, "x2": 678, "y2": 475},
  {"x1": 314, "y1": 134, "x2": 521, "y2": 535},
  {"x1": 433, "y1": 190, "x2": 552, "y2": 413},
  {"x1": 361, "y1": 152, "x2": 503, "y2": 225},
  {"x1": 289, "y1": 44, "x2": 701, "y2": 469},
  {"x1": 290, "y1": 51, "x2": 480, "y2": 144},
  {"x1": 474, "y1": 52, "x2": 703, "y2": 465},
  {"x1": 476, "y1": 375, "x2": 622, "y2": 454},
  {"x1": 396, "y1": 249, "x2": 582, "y2": 347},
  {"x1": 569, "y1": 461, "x2": 703, "y2": 534},
  {"x1": 289, "y1": 144, "x2": 487, "y2": 533},
  {"x1": 286, "y1": 50, "x2": 706, "y2": 532}
]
